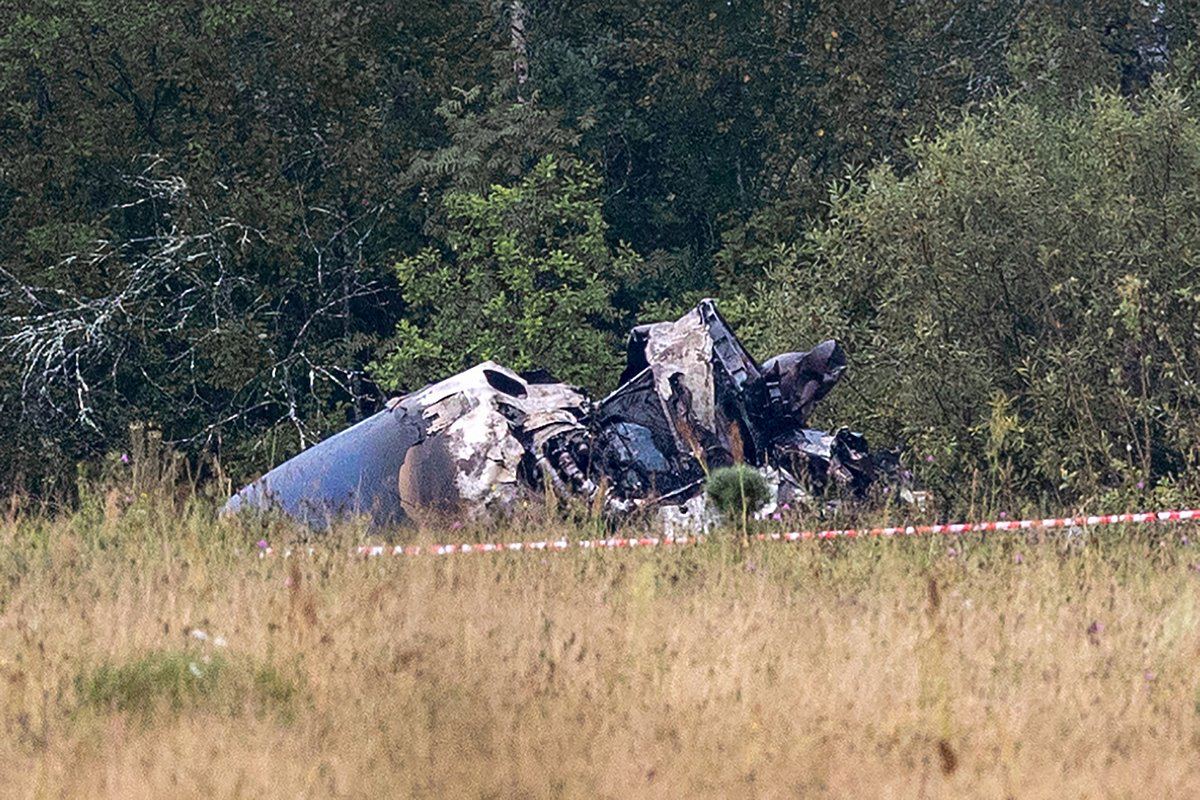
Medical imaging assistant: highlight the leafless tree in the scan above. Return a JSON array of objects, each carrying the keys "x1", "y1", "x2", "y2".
[{"x1": 0, "y1": 156, "x2": 386, "y2": 462}]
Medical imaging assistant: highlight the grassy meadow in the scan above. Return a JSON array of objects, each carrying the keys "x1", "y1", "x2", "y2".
[{"x1": 3, "y1": 491, "x2": 1200, "y2": 798}]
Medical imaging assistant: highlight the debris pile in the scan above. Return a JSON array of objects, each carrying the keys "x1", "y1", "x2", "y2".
[{"x1": 224, "y1": 300, "x2": 904, "y2": 529}]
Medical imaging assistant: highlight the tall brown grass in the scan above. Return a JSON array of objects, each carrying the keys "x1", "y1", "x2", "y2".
[{"x1": 3, "y1": 490, "x2": 1200, "y2": 798}]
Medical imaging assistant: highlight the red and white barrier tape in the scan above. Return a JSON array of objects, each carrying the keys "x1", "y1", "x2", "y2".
[{"x1": 256, "y1": 508, "x2": 1200, "y2": 559}]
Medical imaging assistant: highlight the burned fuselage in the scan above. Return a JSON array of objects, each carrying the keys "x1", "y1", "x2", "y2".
[{"x1": 223, "y1": 299, "x2": 885, "y2": 528}]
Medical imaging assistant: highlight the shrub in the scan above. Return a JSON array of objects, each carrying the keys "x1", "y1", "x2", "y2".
[
  {"x1": 706, "y1": 465, "x2": 772, "y2": 524},
  {"x1": 371, "y1": 156, "x2": 640, "y2": 395},
  {"x1": 753, "y1": 80, "x2": 1200, "y2": 511}
]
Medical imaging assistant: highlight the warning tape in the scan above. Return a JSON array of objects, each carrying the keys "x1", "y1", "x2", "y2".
[{"x1": 256, "y1": 508, "x2": 1200, "y2": 559}]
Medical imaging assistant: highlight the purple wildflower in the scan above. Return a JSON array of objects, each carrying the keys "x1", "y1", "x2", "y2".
[
  {"x1": 1013, "y1": 552, "x2": 1024, "y2": 565},
  {"x1": 1136, "y1": 480, "x2": 1146, "y2": 490},
  {"x1": 120, "y1": 453, "x2": 131, "y2": 465},
  {"x1": 925, "y1": 454, "x2": 935, "y2": 463},
  {"x1": 998, "y1": 511, "x2": 1007, "y2": 519},
  {"x1": 256, "y1": 539, "x2": 269, "y2": 550},
  {"x1": 771, "y1": 512, "x2": 782, "y2": 521}
]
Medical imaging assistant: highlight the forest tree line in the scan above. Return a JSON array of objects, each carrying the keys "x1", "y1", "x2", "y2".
[{"x1": 3, "y1": 0, "x2": 1199, "y2": 511}]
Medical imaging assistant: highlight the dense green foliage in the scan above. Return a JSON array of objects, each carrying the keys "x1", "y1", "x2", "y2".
[
  {"x1": 3, "y1": 0, "x2": 1200, "y2": 509},
  {"x1": 0, "y1": 0, "x2": 485, "y2": 486},
  {"x1": 372, "y1": 157, "x2": 635, "y2": 393},
  {"x1": 753, "y1": 80, "x2": 1200, "y2": 508}
]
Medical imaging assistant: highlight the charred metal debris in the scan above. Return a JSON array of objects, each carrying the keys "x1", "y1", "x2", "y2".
[{"x1": 224, "y1": 300, "x2": 908, "y2": 530}]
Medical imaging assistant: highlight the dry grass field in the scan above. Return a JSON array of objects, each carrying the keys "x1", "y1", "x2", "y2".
[{"x1": 3, "y1": 494, "x2": 1200, "y2": 798}]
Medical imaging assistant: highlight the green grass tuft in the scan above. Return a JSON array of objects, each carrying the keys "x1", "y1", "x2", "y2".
[
  {"x1": 76, "y1": 649, "x2": 299, "y2": 720},
  {"x1": 705, "y1": 465, "x2": 772, "y2": 523}
]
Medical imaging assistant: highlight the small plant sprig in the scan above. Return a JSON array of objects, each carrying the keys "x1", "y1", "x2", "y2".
[{"x1": 706, "y1": 465, "x2": 771, "y2": 539}]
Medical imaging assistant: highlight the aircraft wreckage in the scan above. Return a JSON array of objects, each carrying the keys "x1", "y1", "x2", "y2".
[{"x1": 224, "y1": 300, "x2": 903, "y2": 530}]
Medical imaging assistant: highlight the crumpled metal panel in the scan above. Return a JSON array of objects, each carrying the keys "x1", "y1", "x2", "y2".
[
  {"x1": 758, "y1": 339, "x2": 846, "y2": 433},
  {"x1": 223, "y1": 362, "x2": 589, "y2": 527},
  {"x1": 596, "y1": 300, "x2": 762, "y2": 500},
  {"x1": 225, "y1": 299, "x2": 895, "y2": 530},
  {"x1": 771, "y1": 426, "x2": 873, "y2": 497},
  {"x1": 222, "y1": 403, "x2": 423, "y2": 528}
]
